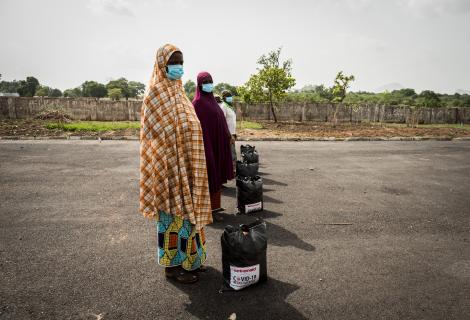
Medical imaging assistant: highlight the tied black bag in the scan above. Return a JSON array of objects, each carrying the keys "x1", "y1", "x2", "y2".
[
  {"x1": 237, "y1": 176, "x2": 263, "y2": 214},
  {"x1": 221, "y1": 219, "x2": 268, "y2": 291},
  {"x1": 236, "y1": 160, "x2": 259, "y2": 178},
  {"x1": 240, "y1": 144, "x2": 256, "y2": 156},
  {"x1": 242, "y1": 150, "x2": 259, "y2": 164}
]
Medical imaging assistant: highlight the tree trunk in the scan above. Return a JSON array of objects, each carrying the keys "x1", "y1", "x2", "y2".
[
  {"x1": 332, "y1": 104, "x2": 339, "y2": 128},
  {"x1": 269, "y1": 91, "x2": 277, "y2": 123}
]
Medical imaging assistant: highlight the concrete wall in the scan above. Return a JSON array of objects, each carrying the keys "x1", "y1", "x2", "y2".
[
  {"x1": 237, "y1": 103, "x2": 470, "y2": 124},
  {"x1": 0, "y1": 97, "x2": 141, "y2": 121},
  {"x1": 1, "y1": 97, "x2": 469, "y2": 124}
]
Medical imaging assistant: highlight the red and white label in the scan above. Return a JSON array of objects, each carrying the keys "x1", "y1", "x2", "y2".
[
  {"x1": 230, "y1": 264, "x2": 260, "y2": 290},
  {"x1": 245, "y1": 201, "x2": 262, "y2": 213}
]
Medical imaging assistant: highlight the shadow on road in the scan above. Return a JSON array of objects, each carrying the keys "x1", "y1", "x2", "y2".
[
  {"x1": 261, "y1": 177, "x2": 288, "y2": 186},
  {"x1": 222, "y1": 186, "x2": 283, "y2": 204},
  {"x1": 169, "y1": 267, "x2": 307, "y2": 320},
  {"x1": 210, "y1": 210, "x2": 315, "y2": 252}
]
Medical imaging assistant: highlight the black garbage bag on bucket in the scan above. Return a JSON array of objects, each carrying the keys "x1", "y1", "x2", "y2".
[
  {"x1": 236, "y1": 160, "x2": 259, "y2": 178},
  {"x1": 237, "y1": 176, "x2": 263, "y2": 214},
  {"x1": 221, "y1": 219, "x2": 267, "y2": 291},
  {"x1": 240, "y1": 144, "x2": 256, "y2": 156},
  {"x1": 242, "y1": 150, "x2": 259, "y2": 164}
]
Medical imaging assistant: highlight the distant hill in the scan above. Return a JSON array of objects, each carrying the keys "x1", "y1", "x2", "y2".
[
  {"x1": 374, "y1": 83, "x2": 405, "y2": 93},
  {"x1": 456, "y1": 89, "x2": 470, "y2": 95}
]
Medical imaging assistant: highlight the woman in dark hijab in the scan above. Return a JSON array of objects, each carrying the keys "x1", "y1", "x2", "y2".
[{"x1": 193, "y1": 71, "x2": 234, "y2": 215}]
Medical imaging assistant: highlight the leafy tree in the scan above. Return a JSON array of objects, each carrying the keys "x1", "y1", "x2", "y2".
[
  {"x1": 35, "y1": 85, "x2": 52, "y2": 97},
  {"x1": 81, "y1": 81, "x2": 107, "y2": 98},
  {"x1": 128, "y1": 81, "x2": 145, "y2": 98},
  {"x1": 63, "y1": 87, "x2": 82, "y2": 98},
  {"x1": 330, "y1": 71, "x2": 355, "y2": 125},
  {"x1": 17, "y1": 76, "x2": 40, "y2": 97},
  {"x1": 214, "y1": 82, "x2": 238, "y2": 97},
  {"x1": 50, "y1": 88, "x2": 62, "y2": 97},
  {"x1": 314, "y1": 84, "x2": 333, "y2": 101},
  {"x1": 238, "y1": 73, "x2": 264, "y2": 105},
  {"x1": 392, "y1": 88, "x2": 417, "y2": 97},
  {"x1": 184, "y1": 79, "x2": 196, "y2": 101},
  {"x1": 331, "y1": 71, "x2": 355, "y2": 103},
  {"x1": 0, "y1": 79, "x2": 21, "y2": 93},
  {"x1": 240, "y1": 47, "x2": 296, "y2": 122},
  {"x1": 300, "y1": 84, "x2": 316, "y2": 92},
  {"x1": 462, "y1": 96, "x2": 470, "y2": 108},
  {"x1": 417, "y1": 90, "x2": 441, "y2": 108},
  {"x1": 108, "y1": 88, "x2": 123, "y2": 101},
  {"x1": 107, "y1": 78, "x2": 130, "y2": 100}
]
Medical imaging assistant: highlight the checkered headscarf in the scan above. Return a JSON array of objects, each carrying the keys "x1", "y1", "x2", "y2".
[{"x1": 139, "y1": 44, "x2": 212, "y2": 230}]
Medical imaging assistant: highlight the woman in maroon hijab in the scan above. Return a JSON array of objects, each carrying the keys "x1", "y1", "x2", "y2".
[{"x1": 193, "y1": 71, "x2": 234, "y2": 215}]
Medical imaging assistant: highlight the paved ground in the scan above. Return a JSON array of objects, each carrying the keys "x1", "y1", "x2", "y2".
[{"x1": 1, "y1": 140, "x2": 469, "y2": 320}]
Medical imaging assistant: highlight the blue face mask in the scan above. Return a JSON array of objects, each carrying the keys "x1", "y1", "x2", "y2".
[
  {"x1": 225, "y1": 96, "x2": 233, "y2": 103},
  {"x1": 201, "y1": 83, "x2": 214, "y2": 93},
  {"x1": 166, "y1": 64, "x2": 184, "y2": 80}
]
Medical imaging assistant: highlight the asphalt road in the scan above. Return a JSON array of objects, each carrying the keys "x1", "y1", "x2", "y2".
[{"x1": 1, "y1": 140, "x2": 469, "y2": 320}]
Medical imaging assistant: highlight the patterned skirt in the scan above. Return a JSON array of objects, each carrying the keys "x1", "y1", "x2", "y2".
[{"x1": 156, "y1": 211, "x2": 207, "y2": 271}]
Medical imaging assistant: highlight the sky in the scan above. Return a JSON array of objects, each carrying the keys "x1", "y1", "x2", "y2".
[{"x1": 1, "y1": 0, "x2": 469, "y2": 93}]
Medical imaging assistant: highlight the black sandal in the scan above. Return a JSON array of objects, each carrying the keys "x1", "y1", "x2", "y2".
[
  {"x1": 194, "y1": 265, "x2": 208, "y2": 273},
  {"x1": 165, "y1": 267, "x2": 199, "y2": 284}
]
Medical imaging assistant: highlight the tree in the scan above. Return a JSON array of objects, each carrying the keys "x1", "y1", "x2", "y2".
[
  {"x1": 331, "y1": 71, "x2": 355, "y2": 125},
  {"x1": 0, "y1": 79, "x2": 21, "y2": 93},
  {"x1": 106, "y1": 78, "x2": 130, "y2": 100},
  {"x1": 314, "y1": 84, "x2": 333, "y2": 101},
  {"x1": 108, "y1": 88, "x2": 123, "y2": 101},
  {"x1": 35, "y1": 85, "x2": 52, "y2": 96},
  {"x1": 184, "y1": 79, "x2": 196, "y2": 101},
  {"x1": 34, "y1": 85, "x2": 62, "y2": 97},
  {"x1": 392, "y1": 88, "x2": 417, "y2": 97},
  {"x1": 331, "y1": 71, "x2": 355, "y2": 103},
  {"x1": 417, "y1": 90, "x2": 441, "y2": 108},
  {"x1": 63, "y1": 87, "x2": 82, "y2": 98},
  {"x1": 17, "y1": 76, "x2": 40, "y2": 97},
  {"x1": 214, "y1": 82, "x2": 238, "y2": 96},
  {"x1": 128, "y1": 81, "x2": 145, "y2": 98},
  {"x1": 81, "y1": 81, "x2": 107, "y2": 98},
  {"x1": 50, "y1": 88, "x2": 62, "y2": 97},
  {"x1": 238, "y1": 74, "x2": 264, "y2": 105},
  {"x1": 240, "y1": 47, "x2": 296, "y2": 122}
]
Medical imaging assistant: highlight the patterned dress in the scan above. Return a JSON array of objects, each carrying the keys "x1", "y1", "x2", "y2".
[{"x1": 156, "y1": 211, "x2": 206, "y2": 270}]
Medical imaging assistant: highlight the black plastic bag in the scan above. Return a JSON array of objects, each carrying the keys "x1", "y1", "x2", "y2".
[
  {"x1": 221, "y1": 219, "x2": 267, "y2": 291},
  {"x1": 236, "y1": 160, "x2": 259, "y2": 178},
  {"x1": 242, "y1": 150, "x2": 259, "y2": 164},
  {"x1": 240, "y1": 144, "x2": 255, "y2": 156},
  {"x1": 237, "y1": 176, "x2": 263, "y2": 214}
]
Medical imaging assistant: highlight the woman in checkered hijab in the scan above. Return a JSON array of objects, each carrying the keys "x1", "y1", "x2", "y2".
[{"x1": 140, "y1": 44, "x2": 212, "y2": 283}]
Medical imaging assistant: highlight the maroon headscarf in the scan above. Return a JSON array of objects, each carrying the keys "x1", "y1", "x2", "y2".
[{"x1": 193, "y1": 71, "x2": 234, "y2": 194}]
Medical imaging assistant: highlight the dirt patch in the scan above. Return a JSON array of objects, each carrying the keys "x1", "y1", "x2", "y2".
[
  {"x1": 238, "y1": 121, "x2": 470, "y2": 139},
  {"x1": 1, "y1": 119, "x2": 469, "y2": 139},
  {"x1": 0, "y1": 120, "x2": 139, "y2": 138}
]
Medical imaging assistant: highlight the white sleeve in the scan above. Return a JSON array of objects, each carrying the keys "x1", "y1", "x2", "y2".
[
  {"x1": 218, "y1": 103, "x2": 227, "y2": 118},
  {"x1": 227, "y1": 108, "x2": 236, "y2": 135}
]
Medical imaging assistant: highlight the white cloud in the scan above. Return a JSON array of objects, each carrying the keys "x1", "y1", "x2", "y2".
[
  {"x1": 398, "y1": 0, "x2": 470, "y2": 16},
  {"x1": 87, "y1": 0, "x2": 134, "y2": 16},
  {"x1": 327, "y1": 0, "x2": 470, "y2": 16}
]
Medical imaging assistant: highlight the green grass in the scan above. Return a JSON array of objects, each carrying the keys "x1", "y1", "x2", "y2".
[
  {"x1": 46, "y1": 120, "x2": 265, "y2": 132},
  {"x1": 238, "y1": 121, "x2": 264, "y2": 130},
  {"x1": 46, "y1": 121, "x2": 140, "y2": 132}
]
